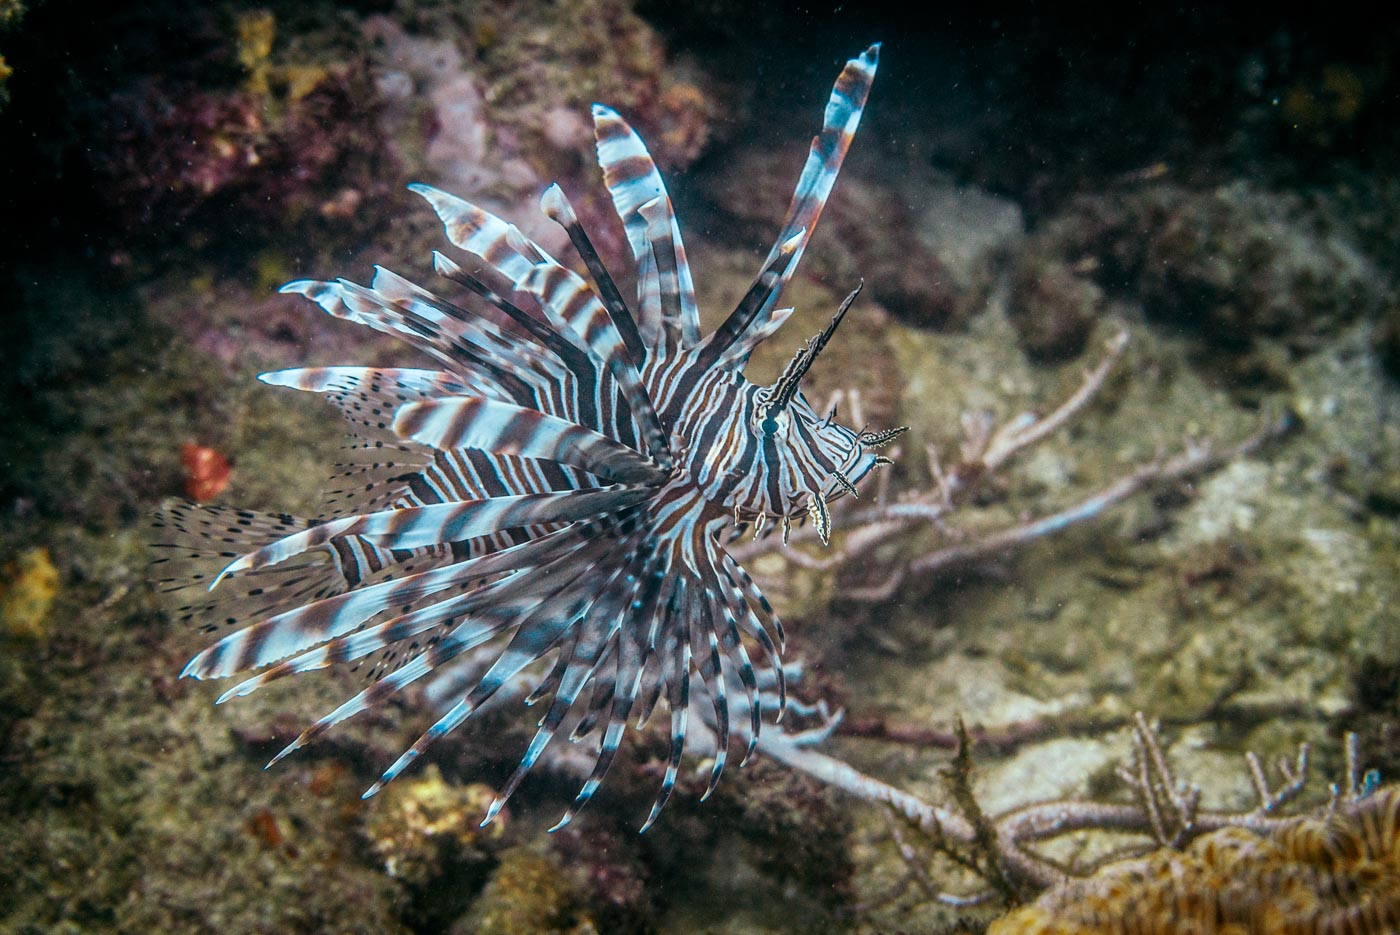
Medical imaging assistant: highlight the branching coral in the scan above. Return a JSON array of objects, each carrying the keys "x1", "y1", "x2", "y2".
[
  {"x1": 762, "y1": 711, "x2": 1376, "y2": 914},
  {"x1": 993, "y1": 778, "x2": 1400, "y2": 933},
  {"x1": 730, "y1": 329, "x2": 1291, "y2": 603}
]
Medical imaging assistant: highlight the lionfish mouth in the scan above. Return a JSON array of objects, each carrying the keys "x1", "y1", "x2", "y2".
[
  {"x1": 156, "y1": 43, "x2": 893, "y2": 833},
  {"x1": 803, "y1": 425, "x2": 907, "y2": 547}
]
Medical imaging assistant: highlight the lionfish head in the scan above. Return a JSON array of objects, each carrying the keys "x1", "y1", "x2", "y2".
[{"x1": 744, "y1": 283, "x2": 906, "y2": 542}]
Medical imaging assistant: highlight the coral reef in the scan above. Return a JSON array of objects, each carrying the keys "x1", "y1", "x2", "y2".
[
  {"x1": 550, "y1": 824, "x2": 655, "y2": 932},
  {"x1": 362, "y1": 766, "x2": 508, "y2": 928},
  {"x1": 364, "y1": 0, "x2": 719, "y2": 257},
  {"x1": 1007, "y1": 257, "x2": 1104, "y2": 363},
  {"x1": 363, "y1": 765, "x2": 505, "y2": 889},
  {"x1": 460, "y1": 849, "x2": 580, "y2": 935},
  {"x1": 1, "y1": 3, "x2": 1398, "y2": 933},
  {"x1": 97, "y1": 59, "x2": 386, "y2": 244},
  {"x1": 1007, "y1": 183, "x2": 1387, "y2": 379},
  {"x1": 0, "y1": 546, "x2": 58, "y2": 638},
  {"x1": 991, "y1": 786, "x2": 1400, "y2": 933}
]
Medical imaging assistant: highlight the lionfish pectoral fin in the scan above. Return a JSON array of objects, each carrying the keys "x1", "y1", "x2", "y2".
[
  {"x1": 392, "y1": 396, "x2": 666, "y2": 486},
  {"x1": 641, "y1": 590, "x2": 692, "y2": 833},
  {"x1": 363, "y1": 696, "x2": 477, "y2": 799},
  {"x1": 212, "y1": 489, "x2": 646, "y2": 585}
]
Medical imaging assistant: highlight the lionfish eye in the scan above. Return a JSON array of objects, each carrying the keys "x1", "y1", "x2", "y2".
[{"x1": 753, "y1": 401, "x2": 789, "y2": 437}]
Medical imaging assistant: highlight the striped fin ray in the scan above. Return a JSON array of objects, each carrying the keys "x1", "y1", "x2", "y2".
[
  {"x1": 391, "y1": 450, "x2": 601, "y2": 568},
  {"x1": 567, "y1": 533, "x2": 654, "y2": 744},
  {"x1": 539, "y1": 183, "x2": 644, "y2": 364},
  {"x1": 717, "y1": 555, "x2": 785, "y2": 720},
  {"x1": 715, "y1": 307, "x2": 795, "y2": 372},
  {"x1": 721, "y1": 549, "x2": 786, "y2": 652},
  {"x1": 409, "y1": 183, "x2": 560, "y2": 288},
  {"x1": 697, "y1": 230, "x2": 803, "y2": 369},
  {"x1": 641, "y1": 575, "x2": 693, "y2": 832},
  {"x1": 429, "y1": 251, "x2": 590, "y2": 404},
  {"x1": 258, "y1": 367, "x2": 486, "y2": 440},
  {"x1": 393, "y1": 396, "x2": 665, "y2": 486},
  {"x1": 713, "y1": 574, "x2": 764, "y2": 767},
  {"x1": 185, "y1": 522, "x2": 593, "y2": 680},
  {"x1": 638, "y1": 196, "x2": 699, "y2": 347},
  {"x1": 268, "y1": 632, "x2": 480, "y2": 769},
  {"x1": 363, "y1": 564, "x2": 615, "y2": 799},
  {"x1": 429, "y1": 250, "x2": 635, "y2": 450},
  {"x1": 215, "y1": 487, "x2": 648, "y2": 581},
  {"x1": 368, "y1": 265, "x2": 571, "y2": 391},
  {"x1": 729, "y1": 44, "x2": 880, "y2": 353},
  {"x1": 216, "y1": 594, "x2": 473, "y2": 704},
  {"x1": 518, "y1": 258, "x2": 671, "y2": 467},
  {"x1": 279, "y1": 279, "x2": 548, "y2": 406},
  {"x1": 568, "y1": 635, "x2": 619, "y2": 744},
  {"x1": 411, "y1": 449, "x2": 601, "y2": 518},
  {"x1": 592, "y1": 104, "x2": 700, "y2": 352},
  {"x1": 407, "y1": 219, "x2": 650, "y2": 456},
  {"x1": 152, "y1": 502, "x2": 315, "y2": 584},
  {"x1": 694, "y1": 599, "x2": 731, "y2": 801},
  {"x1": 551, "y1": 547, "x2": 674, "y2": 832},
  {"x1": 259, "y1": 366, "x2": 474, "y2": 398},
  {"x1": 417, "y1": 193, "x2": 605, "y2": 370},
  {"x1": 631, "y1": 653, "x2": 666, "y2": 732},
  {"x1": 334, "y1": 276, "x2": 560, "y2": 405},
  {"x1": 481, "y1": 551, "x2": 643, "y2": 825},
  {"x1": 232, "y1": 537, "x2": 607, "y2": 706}
]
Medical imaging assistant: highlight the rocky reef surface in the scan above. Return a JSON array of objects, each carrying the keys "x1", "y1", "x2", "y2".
[{"x1": 1, "y1": 2, "x2": 1398, "y2": 932}]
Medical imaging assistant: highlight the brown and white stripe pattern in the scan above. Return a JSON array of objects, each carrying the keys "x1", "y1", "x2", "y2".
[{"x1": 157, "y1": 44, "x2": 900, "y2": 832}]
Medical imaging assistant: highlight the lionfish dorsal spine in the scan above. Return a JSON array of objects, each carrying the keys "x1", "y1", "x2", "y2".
[
  {"x1": 592, "y1": 103, "x2": 700, "y2": 357},
  {"x1": 726, "y1": 42, "x2": 879, "y2": 363},
  {"x1": 696, "y1": 228, "x2": 806, "y2": 370},
  {"x1": 538, "y1": 183, "x2": 647, "y2": 364}
]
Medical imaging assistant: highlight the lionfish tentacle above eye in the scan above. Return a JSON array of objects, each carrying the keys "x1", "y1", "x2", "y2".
[
  {"x1": 158, "y1": 43, "x2": 897, "y2": 831},
  {"x1": 761, "y1": 281, "x2": 864, "y2": 421}
]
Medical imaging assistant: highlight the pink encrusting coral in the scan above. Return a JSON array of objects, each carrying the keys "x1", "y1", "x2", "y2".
[
  {"x1": 97, "y1": 63, "x2": 386, "y2": 237},
  {"x1": 361, "y1": 2, "x2": 720, "y2": 259}
]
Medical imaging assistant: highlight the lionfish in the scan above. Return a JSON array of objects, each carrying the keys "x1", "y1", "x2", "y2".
[{"x1": 154, "y1": 44, "x2": 902, "y2": 831}]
